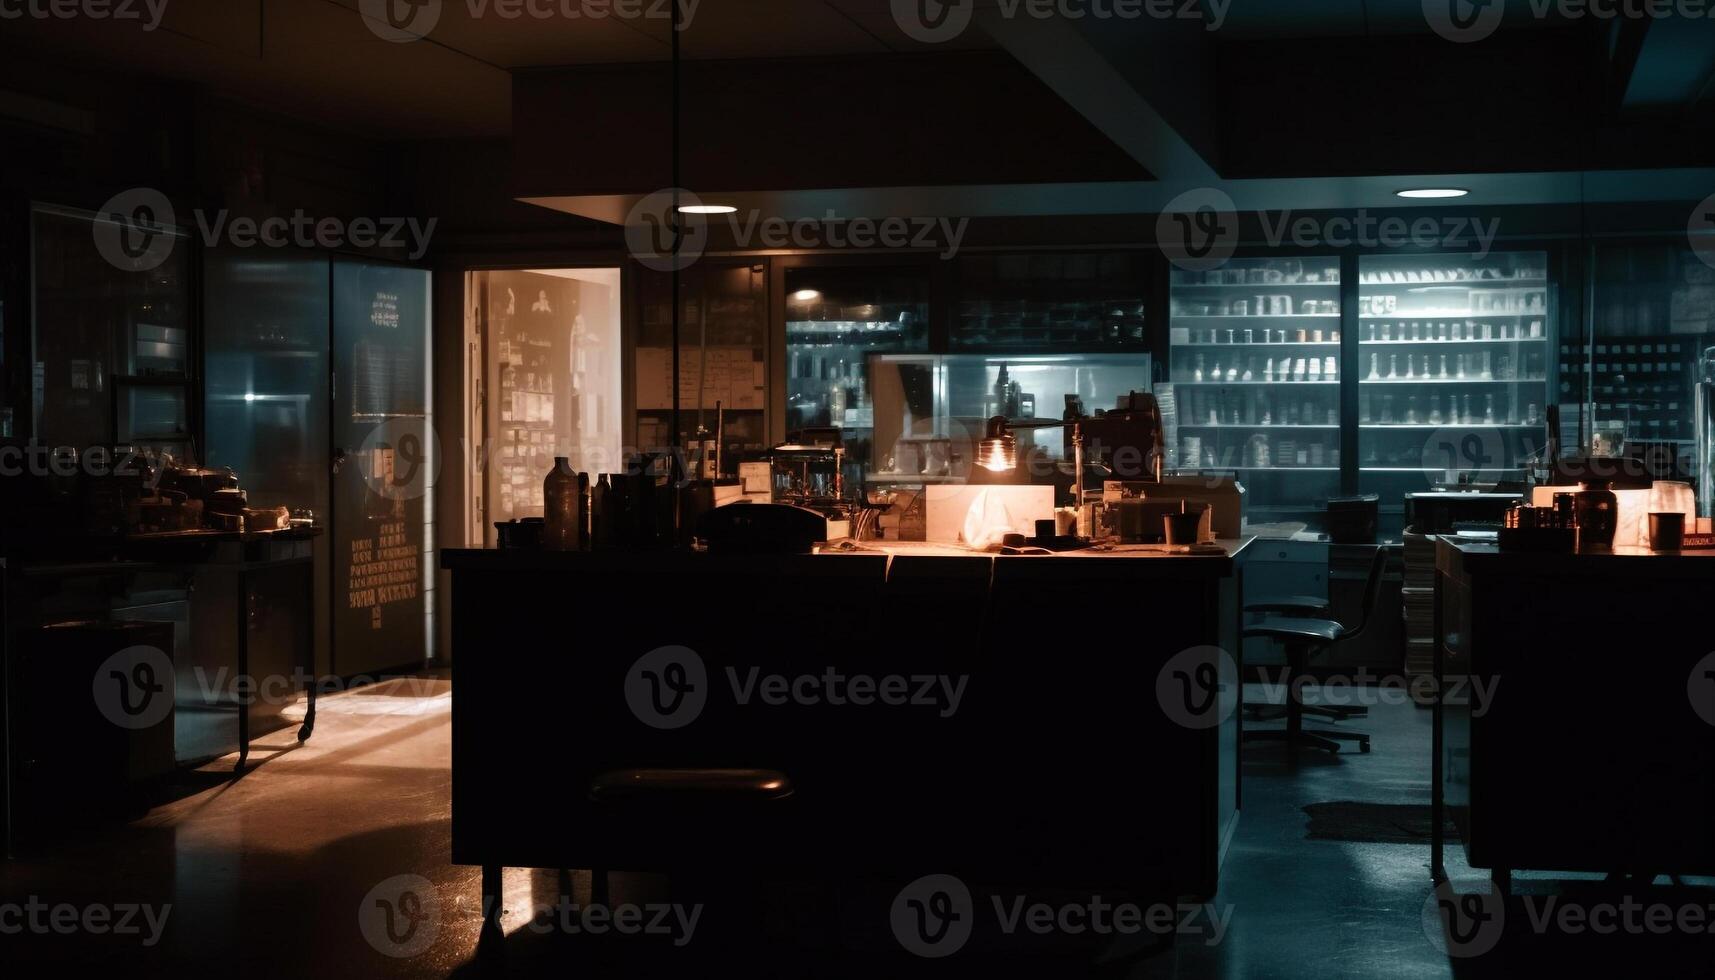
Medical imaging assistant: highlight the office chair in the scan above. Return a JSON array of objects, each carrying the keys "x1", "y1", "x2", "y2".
[
  {"x1": 1242, "y1": 546, "x2": 1393, "y2": 753},
  {"x1": 1243, "y1": 588, "x2": 1366, "y2": 724}
]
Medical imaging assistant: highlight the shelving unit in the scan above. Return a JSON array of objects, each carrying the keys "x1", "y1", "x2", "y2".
[
  {"x1": 952, "y1": 252, "x2": 1148, "y2": 350},
  {"x1": 1358, "y1": 251, "x2": 1552, "y2": 504},
  {"x1": 784, "y1": 268, "x2": 929, "y2": 489},
  {"x1": 1168, "y1": 256, "x2": 1343, "y2": 520},
  {"x1": 1581, "y1": 244, "x2": 1715, "y2": 457},
  {"x1": 636, "y1": 262, "x2": 769, "y2": 472}
]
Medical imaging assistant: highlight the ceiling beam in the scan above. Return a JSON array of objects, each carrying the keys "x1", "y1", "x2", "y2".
[
  {"x1": 974, "y1": 8, "x2": 1219, "y2": 182},
  {"x1": 523, "y1": 167, "x2": 1715, "y2": 226}
]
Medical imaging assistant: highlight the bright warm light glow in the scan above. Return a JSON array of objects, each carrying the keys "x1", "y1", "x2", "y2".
[
  {"x1": 678, "y1": 204, "x2": 738, "y2": 214},
  {"x1": 244, "y1": 393, "x2": 257, "y2": 403},
  {"x1": 1395, "y1": 188, "x2": 1469, "y2": 199},
  {"x1": 791, "y1": 289, "x2": 822, "y2": 302},
  {"x1": 975, "y1": 437, "x2": 1018, "y2": 473}
]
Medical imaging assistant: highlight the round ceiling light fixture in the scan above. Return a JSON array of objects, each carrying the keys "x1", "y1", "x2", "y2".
[{"x1": 1395, "y1": 188, "x2": 1469, "y2": 200}]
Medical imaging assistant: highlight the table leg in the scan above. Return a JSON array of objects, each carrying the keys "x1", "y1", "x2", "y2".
[
  {"x1": 480, "y1": 864, "x2": 504, "y2": 945},
  {"x1": 1431, "y1": 564, "x2": 1446, "y2": 884},
  {"x1": 236, "y1": 570, "x2": 250, "y2": 774},
  {"x1": 297, "y1": 564, "x2": 315, "y2": 742}
]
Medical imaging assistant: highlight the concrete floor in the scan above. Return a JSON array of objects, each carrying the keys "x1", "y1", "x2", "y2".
[{"x1": 2, "y1": 677, "x2": 1710, "y2": 978}]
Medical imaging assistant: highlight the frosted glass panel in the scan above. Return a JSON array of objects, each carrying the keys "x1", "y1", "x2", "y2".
[{"x1": 471, "y1": 268, "x2": 623, "y2": 538}]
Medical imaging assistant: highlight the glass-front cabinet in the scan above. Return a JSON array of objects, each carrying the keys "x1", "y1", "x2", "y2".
[
  {"x1": 952, "y1": 252, "x2": 1148, "y2": 350},
  {"x1": 867, "y1": 353, "x2": 1152, "y2": 484},
  {"x1": 636, "y1": 262, "x2": 769, "y2": 475},
  {"x1": 1357, "y1": 251, "x2": 1552, "y2": 506},
  {"x1": 1168, "y1": 256, "x2": 1343, "y2": 524},
  {"x1": 784, "y1": 267, "x2": 928, "y2": 489},
  {"x1": 1586, "y1": 244, "x2": 1713, "y2": 465},
  {"x1": 32, "y1": 204, "x2": 194, "y2": 453}
]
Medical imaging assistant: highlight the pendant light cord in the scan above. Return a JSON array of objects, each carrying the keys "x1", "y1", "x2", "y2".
[{"x1": 669, "y1": 0, "x2": 682, "y2": 484}]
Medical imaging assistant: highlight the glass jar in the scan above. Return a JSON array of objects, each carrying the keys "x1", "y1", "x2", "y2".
[{"x1": 1573, "y1": 480, "x2": 1618, "y2": 553}]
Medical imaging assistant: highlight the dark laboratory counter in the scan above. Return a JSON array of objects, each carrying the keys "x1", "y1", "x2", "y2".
[
  {"x1": 443, "y1": 538, "x2": 1252, "y2": 904},
  {"x1": 1432, "y1": 536, "x2": 1715, "y2": 884},
  {"x1": 3, "y1": 528, "x2": 322, "y2": 852}
]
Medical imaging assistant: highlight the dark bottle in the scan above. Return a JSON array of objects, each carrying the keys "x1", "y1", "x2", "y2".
[
  {"x1": 607, "y1": 472, "x2": 631, "y2": 549},
  {"x1": 1573, "y1": 480, "x2": 1618, "y2": 553},
  {"x1": 628, "y1": 455, "x2": 659, "y2": 547},
  {"x1": 590, "y1": 474, "x2": 614, "y2": 550},
  {"x1": 543, "y1": 457, "x2": 582, "y2": 551},
  {"x1": 577, "y1": 471, "x2": 591, "y2": 550}
]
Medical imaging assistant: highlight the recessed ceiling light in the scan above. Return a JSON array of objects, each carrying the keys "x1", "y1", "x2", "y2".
[
  {"x1": 678, "y1": 204, "x2": 738, "y2": 214},
  {"x1": 1396, "y1": 188, "x2": 1469, "y2": 199},
  {"x1": 791, "y1": 289, "x2": 822, "y2": 302}
]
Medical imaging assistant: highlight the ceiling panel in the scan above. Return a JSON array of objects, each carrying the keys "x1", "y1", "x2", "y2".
[
  {"x1": 0, "y1": 0, "x2": 512, "y2": 136},
  {"x1": 1213, "y1": 0, "x2": 1589, "y2": 39},
  {"x1": 618, "y1": 0, "x2": 892, "y2": 59},
  {"x1": 321, "y1": 0, "x2": 668, "y2": 66}
]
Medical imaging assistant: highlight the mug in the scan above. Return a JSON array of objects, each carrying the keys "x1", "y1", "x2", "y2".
[
  {"x1": 1649, "y1": 512, "x2": 1686, "y2": 552},
  {"x1": 1164, "y1": 512, "x2": 1203, "y2": 547}
]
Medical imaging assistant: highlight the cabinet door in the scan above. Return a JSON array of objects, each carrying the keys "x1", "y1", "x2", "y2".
[
  {"x1": 953, "y1": 252, "x2": 1148, "y2": 351},
  {"x1": 1357, "y1": 252, "x2": 1552, "y2": 517},
  {"x1": 331, "y1": 261, "x2": 432, "y2": 676},
  {"x1": 1168, "y1": 256, "x2": 1343, "y2": 527},
  {"x1": 204, "y1": 249, "x2": 331, "y2": 675},
  {"x1": 634, "y1": 262, "x2": 768, "y2": 472}
]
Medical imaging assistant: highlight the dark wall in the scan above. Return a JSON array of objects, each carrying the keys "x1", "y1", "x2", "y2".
[
  {"x1": 512, "y1": 52, "x2": 1150, "y2": 199},
  {"x1": 391, "y1": 138, "x2": 617, "y2": 254},
  {"x1": 1213, "y1": 27, "x2": 1714, "y2": 179}
]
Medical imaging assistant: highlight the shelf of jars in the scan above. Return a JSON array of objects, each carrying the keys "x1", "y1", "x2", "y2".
[
  {"x1": 1173, "y1": 376, "x2": 1342, "y2": 472},
  {"x1": 1173, "y1": 260, "x2": 1343, "y2": 289},
  {"x1": 1358, "y1": 251, "x2": 1553, "y2": 499},
  {"x1": 1168, "y1": 257, "x2": 1344, "y2": 513}
]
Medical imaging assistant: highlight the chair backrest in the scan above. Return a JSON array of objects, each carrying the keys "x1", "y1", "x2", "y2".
[{"x1": 1338, "y1": 545, "x2": 1395, "y2": 642}]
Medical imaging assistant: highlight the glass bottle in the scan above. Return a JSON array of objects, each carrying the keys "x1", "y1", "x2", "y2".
[
  {"x1": 591, "y1": 473, "x2": 613, "y2": 550},
  {"x1": 544, "y1": 457, "x2": 583, "y2": 551},
  {"x1": 578, "y1": 471, "x2": 592, "y2": 549}
]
